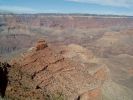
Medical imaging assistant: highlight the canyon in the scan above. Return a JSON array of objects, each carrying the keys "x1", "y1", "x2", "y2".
[{"x1": 0, "y1": 14, "x2": 133, "y2": 100}]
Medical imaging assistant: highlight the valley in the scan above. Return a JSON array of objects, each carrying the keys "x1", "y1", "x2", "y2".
[{"x1": 0, "y1": 14, "x2": 133, "y2": 100}]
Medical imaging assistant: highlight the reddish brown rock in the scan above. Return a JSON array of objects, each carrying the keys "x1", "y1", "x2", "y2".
[
  {"x1": 79, "y1": 88, "x2": 102, "y2": 100},
  {"x1": 128, "y1": 68, "x2": 133, "y2": 76},
  {"x1": 94, "y1": 67, "x2": 109, "y2": 82},
  {"x1": 7, "y1": 41, "x2": 109, "y2": 100},
  {"x1": 35, "y1": 39, "x2": 48, "y2": 51}
]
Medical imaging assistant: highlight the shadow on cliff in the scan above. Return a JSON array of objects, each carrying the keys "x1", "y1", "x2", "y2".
[{"x1": 0, "y1": 62, "x2": 10, "y2": 98}]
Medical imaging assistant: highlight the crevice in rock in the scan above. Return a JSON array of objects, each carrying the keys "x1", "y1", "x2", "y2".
[
  {"x1": 77, "y1": 96, "x2": 80, "y2": 100},
  {"x1": 31, "y1": 65, "x2": 48, "y2": 80},
  {"x1": 49, "y1": 58, "x2": 64, "y2": 65}
]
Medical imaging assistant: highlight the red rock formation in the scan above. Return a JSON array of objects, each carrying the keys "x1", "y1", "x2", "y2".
[
  {"x1": 7, "y1": 40, "x2": 109, "y2": 100},
  {"x1": 35, "y1": 39, "x2": 48, "y2": 51}
]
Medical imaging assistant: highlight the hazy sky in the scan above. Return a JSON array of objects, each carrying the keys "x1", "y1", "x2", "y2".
[{"x1": 0, "y1": 0, "x2": 133, "y2": 15}]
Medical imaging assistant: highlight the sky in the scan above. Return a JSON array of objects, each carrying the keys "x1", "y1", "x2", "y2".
[{"x1": 0, "y1": 0, "x2": 133, "y2": 15}]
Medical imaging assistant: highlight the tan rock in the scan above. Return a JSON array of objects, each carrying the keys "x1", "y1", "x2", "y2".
[{"x1": 79, "y1": 88, "x2": 102, "y2": 100}]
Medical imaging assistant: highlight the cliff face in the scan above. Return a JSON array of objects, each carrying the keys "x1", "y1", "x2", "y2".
[
  {"x1": 5, "y1": 40, "x2": 133, "y2": 100},
  {"x1": 1, "y1": 15, "x2": 133, "y2": 29},
  {"x1": 0, "y1": 14, "x2": 133, "y2": 57}
]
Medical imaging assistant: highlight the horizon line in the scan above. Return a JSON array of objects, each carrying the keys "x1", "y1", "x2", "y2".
[{"x1": 0, "y1": 12, "x2": 133, "y2": 17}]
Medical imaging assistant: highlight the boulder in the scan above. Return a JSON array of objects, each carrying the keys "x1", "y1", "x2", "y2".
[{"x1": 35, "y1": 39, "x2": 48, "y2": 51}]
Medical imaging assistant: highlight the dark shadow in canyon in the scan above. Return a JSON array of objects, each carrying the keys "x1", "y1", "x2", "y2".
[{"x1": 0, "y1": 62, "x2": 10, "y2": 98}]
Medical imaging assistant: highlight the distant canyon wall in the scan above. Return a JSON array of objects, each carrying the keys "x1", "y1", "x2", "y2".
[{"x1": 1, "y1": 15, "x2": 133, "y2": 29}]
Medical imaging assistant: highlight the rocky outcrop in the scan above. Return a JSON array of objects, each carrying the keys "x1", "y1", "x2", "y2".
[
  {"x1": 35, "y1": 39, "x2": 48, "y2": 51},
  {"x1": 2, "y1": 38, "x2": 132, "y2": 100},
  {"x1": 2, "y1": 39, "x2": 133, "y2": 100},
  {"x1": 6, "y1": 40, "x2": 111, "y2": 100}
]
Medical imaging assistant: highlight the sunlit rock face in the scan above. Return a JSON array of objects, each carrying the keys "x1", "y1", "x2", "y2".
[
  {"x1": 35, "y1": 39, "x2": 48, "y2": 51},
  {"x1": 7, "y1": 39, "x2": 133, "y2": 100}
]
